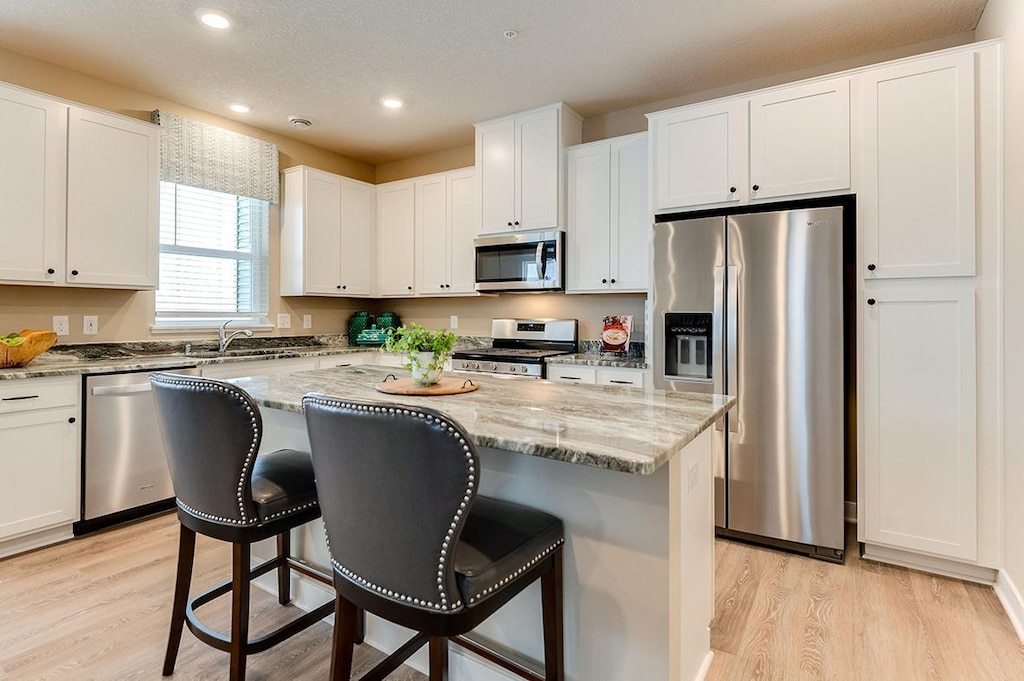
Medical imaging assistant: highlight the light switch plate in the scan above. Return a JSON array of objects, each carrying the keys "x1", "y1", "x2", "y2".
[
  {"x1": 277, "y1": 313, "x2": 292, "y2": 329},
  {"x1": 52, "y1": 315, "x2": 69, "y2": 336},
  {"x1": 303, "y1": 314, "x2": 312, "y2": 329},
  {"x1": 450, "y1": 315, "x2": 458, "y2": 329},
  {"x1": 83, "y1": 315, "x2": 98, "y2": 335}
]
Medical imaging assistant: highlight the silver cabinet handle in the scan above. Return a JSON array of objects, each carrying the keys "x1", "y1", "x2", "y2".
[
  {"x1": 91, "y1": 383, "x2": 152, "y2": 396},
  {"x1": 609, "y1": 380, "x2": 634, "y2": 385},
  {"x1": 2, "y1": 395, "x2": 39, "y2": 401},
  {"x1": 559, "y1": 376, "x2": 582, "y2": 381}
]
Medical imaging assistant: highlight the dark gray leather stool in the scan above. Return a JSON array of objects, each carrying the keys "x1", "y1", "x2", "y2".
[
  {"x1": 303, "y1": 394, "x2": 565, "y2": 681},
  {"x1": 150, "y1": 373, "x2": 350, "y2": 681}
]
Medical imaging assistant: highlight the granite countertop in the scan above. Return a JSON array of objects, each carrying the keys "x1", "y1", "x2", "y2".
[
  {"x1": 0, "y1": 335, "x2": 373, "y2": 380},
  {"x1": 546, "y1": 353, "x2": 648, "y2": 369},
  {"x1": 232, "y1": 365, "x2": 733, "y2": 476}
]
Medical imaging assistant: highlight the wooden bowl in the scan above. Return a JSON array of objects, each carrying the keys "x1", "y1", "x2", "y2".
[{"x1": 1, "y1": 329, "x2": 58, "y2": 369}]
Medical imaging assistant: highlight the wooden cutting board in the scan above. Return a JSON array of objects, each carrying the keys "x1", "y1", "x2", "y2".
[{"x1": 375, "y1": 376, "x2": 480, "y2": 396}]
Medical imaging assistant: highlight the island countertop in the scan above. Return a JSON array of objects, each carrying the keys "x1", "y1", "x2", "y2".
[{"x1": 230, "y1": 365, "x2": 734, "y2": 476}]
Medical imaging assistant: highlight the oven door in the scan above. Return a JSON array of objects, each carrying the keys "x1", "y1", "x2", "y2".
[{"x1": 474, "y1": 229, "x2": 563, "y2": 292}]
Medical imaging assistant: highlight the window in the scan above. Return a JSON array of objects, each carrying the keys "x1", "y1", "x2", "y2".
[{"x1": 156, "y1": 182, "x2": 269, "y2": 326}]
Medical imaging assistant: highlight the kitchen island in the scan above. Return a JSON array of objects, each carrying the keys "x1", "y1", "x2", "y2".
[{"x1": 231, "y1": 365, "x2": 734, "y2": 681}]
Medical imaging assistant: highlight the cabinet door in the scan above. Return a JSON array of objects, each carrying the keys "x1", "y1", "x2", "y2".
[
  {"x1": 415, "y1": 174, "x2": 449, "y2": 295},
  {"x1": 376, "y1": 181, "x2": 415, "y2": 296},
  {"x1": 597, "y1": 368, "x2": 645, "y2": 388},
  {"x1": 0, "y1": 85, "x2": 66, "y2": 284},
  {"x1": 748, "y1": 77, "x2": 851, "y2": 199},
  {"x1": 302, "y1": 170, "x2": 344, "y2": 295},
  {"x1": 447, "y1": 168, "x2": 478, "y2": 294},
  {"x1": 0, "y1": 408, "x2": 79, "y2": 540},
  {"x1": 610, "y1": 135, "x2": 649, "y2": 291},
  {"x1": 651, "y1": 100, "x2": 744, "y2": 211},
  {"x1": 516, "y1": 106, "x2": 560, "y2": 231},
  {"x1": 568, "y1": 143, "x2": 612, "y2": 292},
  {"x1": 859, "y1": 52, "x2": 976, "y2": 279},
  {"x1": 476, "y1": 118, "x2": 516, "y2": 233},
  {"x1": 338, "y1": 178, "x2": 375, "y2": 296},
  {"x1": 861, "y1": 285, "x2": 977, "y2": 560},
  {"x1": 66, "y1": 107, "x2": 159, "y2": 288}
]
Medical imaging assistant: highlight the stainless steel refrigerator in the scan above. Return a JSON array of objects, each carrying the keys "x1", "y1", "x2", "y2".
[{"x1": 653, "y1": 202, "x2": 846, "y2": 562}]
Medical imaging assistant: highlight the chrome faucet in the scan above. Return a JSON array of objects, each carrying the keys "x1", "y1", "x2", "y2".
[{"x1": 219, "y1": 319, "x2": 254, "y2": 352}]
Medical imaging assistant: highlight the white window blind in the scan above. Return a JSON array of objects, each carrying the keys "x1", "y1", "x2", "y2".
[{"x1": 156, "y1": 182, "x2": 269, "y2": 323}]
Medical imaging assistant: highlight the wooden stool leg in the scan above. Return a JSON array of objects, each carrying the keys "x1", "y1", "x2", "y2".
[
  {"x1": 229, "y1": 542, "x2": 251, "y2": 681},
  {"x1": 329, "y1": 595, "x2": 358, "y2": 681},
  {"x1": 163, "y1": 524, "x2": 197, "y2": 676},
  {"x1": 355, "y1": 606, "x2": 366, "y2": 645},
  {"x1": 541, "y1": 548, "x2": 565, "y2": 681},
  {"x1": 429, "y1": 636, "x2": 449, "y2": 681},
  {"x1": 276, "y1": 531, "x2": 291, "y2": 605}
]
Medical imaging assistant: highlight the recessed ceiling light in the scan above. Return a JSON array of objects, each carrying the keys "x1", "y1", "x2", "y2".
[
  {"x1": 381, "y1": 98, "x2": 403, "y2": 109},
  {"x1": 229, "y1": 103, "x2": 251, "y2": 113},
  {"x1": 197, "y1": 10, "x2": 231, "y2": 30}
]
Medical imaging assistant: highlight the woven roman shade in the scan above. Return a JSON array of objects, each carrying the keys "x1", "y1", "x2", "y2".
[{"x1": 150, "y1": 110, "x2": 279, "y2": 203}]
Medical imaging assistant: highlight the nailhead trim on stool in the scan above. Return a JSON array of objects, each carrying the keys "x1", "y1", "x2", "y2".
[{"x1": 307, "y1": 397, "x2": 474, "y2": 612}]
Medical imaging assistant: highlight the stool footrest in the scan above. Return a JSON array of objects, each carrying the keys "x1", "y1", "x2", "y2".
[
  {"x1": 356, "y1": 632, "x2": 429, "y2": 681},
  {"x1": 451, "y1": 633, "x2": 545, "y2": 681}
]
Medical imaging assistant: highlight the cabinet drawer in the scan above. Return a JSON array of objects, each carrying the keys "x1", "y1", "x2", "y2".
[
  {"x1": 0, "y1": 377, "x2": 79, "y2": 414},
  {"x1": 547, "y1": 366, "x2": 597, "y2": 384},
  {"x1": 597, "y1": 368, "x2": 645, "y2": 388}
]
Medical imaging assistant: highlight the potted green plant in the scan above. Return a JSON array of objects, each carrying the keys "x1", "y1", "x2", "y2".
[{"x1": 382, "y1": 323, "x2": 458, "y2": 386}]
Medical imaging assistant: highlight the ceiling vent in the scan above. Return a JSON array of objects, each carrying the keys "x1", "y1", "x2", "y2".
[{"x1": 288, "y1": 116, "x2": 312, "y2": 129}]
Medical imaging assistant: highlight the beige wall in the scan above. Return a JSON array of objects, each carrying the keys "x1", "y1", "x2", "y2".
[
  {"x1": 583, "y1": 31, "x2": 975, "y2": 142},
  {"x1": 978, "y1": 0, "x2": 1022, "y2": 606},
  {"x1": 376, "y1": 144, "x2": 475, "y2": 184},
  {"x1": 379, "y1": 293, "x2": 646, "y2": 342}
]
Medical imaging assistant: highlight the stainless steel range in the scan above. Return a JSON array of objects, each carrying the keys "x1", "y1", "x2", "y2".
[{"x1": 452, "y1": 319, "x2": 578, "y2": 379}]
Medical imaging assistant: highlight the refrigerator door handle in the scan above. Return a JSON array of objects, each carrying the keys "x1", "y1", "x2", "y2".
[
  {"x1": 713, "y1": 265, "x2": 726, "y2": 430},
  {"x1": 727, "y1": 265, "x2": 739, "y2": 433}
]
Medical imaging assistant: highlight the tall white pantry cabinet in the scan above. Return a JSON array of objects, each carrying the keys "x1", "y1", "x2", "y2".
[{"x1": 648, "y1": 41, "x2": 1003, "y2": 579}]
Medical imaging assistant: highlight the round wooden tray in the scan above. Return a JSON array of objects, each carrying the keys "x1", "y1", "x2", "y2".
[{"x1": 374, "y1": 376, "x2": 480, "y2": 396}]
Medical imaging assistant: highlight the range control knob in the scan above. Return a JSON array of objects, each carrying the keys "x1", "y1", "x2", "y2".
[
  {"x1": 520, "y1": 365, "x2": 529, "y2": 373},
  {"x1": 489, "y1": 362, "x2": 498, "y2": 372},
  {"x1": 471, "y1": 362, "x2": 480, "y2": 370}
]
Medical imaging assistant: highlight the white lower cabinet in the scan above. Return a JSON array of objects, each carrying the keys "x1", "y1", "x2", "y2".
[
  {"x1": 0, "y1": 377, "x2": 80, "y2": 557},
  {"x1": 861, "y1": 284, "x2": 978, "y2": 562},
  {"x1": 548, "y1": 365, "x2": 646, "y2": 387}
]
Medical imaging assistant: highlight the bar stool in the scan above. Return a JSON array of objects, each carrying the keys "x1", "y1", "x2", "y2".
[
  {"x1": 303, "y1": 394, "x2": 565, "y2": 681},
  {"x1": 150, "y1": 373, "x2": 346, "y2": 680}
]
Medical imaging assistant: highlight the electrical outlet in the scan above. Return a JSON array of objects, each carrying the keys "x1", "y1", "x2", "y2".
[
  {"x1": 277, "y1": 313, "x2": 292, "y2": 329},
  {"x1": 303, "y1": 314, "x2": 312, "y2": 329},
  {"x1": 52, "y1": 315, "x2": 69, "y2": 336},
  {"x1": 450, "y1": 315, "x2": 459, "y2": 329},
  {"x1": 83, "y1": 315, "x2": 98, "y2": 335}
]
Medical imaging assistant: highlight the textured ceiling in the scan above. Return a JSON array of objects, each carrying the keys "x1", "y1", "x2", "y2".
[{"x1": 0, "y1": 0, "x2": 987, "y2": 164}]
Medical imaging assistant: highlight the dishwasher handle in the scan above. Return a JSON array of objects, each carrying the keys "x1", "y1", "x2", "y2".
[{"x1": 91, "y1": 383, "x2": 153, "y2": 396}]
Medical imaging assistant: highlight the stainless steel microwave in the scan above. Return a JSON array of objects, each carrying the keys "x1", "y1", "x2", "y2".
[{"x1": 474, "y1": 229, "x2": 564, "y2": 292}]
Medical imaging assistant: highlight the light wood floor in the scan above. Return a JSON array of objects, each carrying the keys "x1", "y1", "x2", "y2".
[{"x1": 1, "y1": 514, "x2": 1023, "y2": 680}]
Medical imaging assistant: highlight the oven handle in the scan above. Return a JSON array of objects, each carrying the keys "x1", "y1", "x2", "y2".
[{"x1": 536, "y1": 242, "x2": 546, "y2": 280}]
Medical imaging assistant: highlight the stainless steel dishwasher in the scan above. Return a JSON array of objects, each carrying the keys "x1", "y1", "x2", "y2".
[{"x1": 76, "y1": 367, "x2": 198, "y2": 534}]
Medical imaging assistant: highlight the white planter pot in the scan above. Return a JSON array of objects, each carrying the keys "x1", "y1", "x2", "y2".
[{"x1": 408, "y1": 351, "x2": 447, "y2": 386}]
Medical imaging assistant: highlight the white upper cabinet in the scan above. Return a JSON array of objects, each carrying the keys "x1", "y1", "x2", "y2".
[
  {"x1": 416, "y1": 167, "x2": 478, "y2": 296},
  {"x1": 280, "y1": 165, "x2": 375, "y2": 297},
  {"x1": 748, "y1": 77, "x2": 851, "y2": 199},
  {"x1": 650, "y1": 100, "x2": 745, "y2": 210},
  {"x1": 0, "y1": 84, "x2": 66, "y2": 285},
  {"x1": 0, "y1": 82, "x2": 158, "y2": 289},
  {"x1": 857, "y1": 51, "x2": 976, "y2": 279},
  {"x1": 475, "y1": 102, "x2": 582, "y2": 234},
  {"x1": 65, "y1": 106, "x2": 160, "y2": 289},
  {"x1": 376, "y1": 180, "x2": 416, "y2": 297},
  {"x1": 415, "y1": 173, "x2": 449, "y2": 294},
  {"x1": 649, "y1": 77, "x2": 851, "y2": 213},
  {"x1": 568, "y1": 133, "x2": 649, "y2": 293}
]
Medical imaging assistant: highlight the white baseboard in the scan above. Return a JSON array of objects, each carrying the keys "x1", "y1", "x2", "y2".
[
  {"x1": 862, "y1": 543, "x2": 997, "y2": 584},
  {"x1": 995, "y1": 570, "x2": 1024, "y2": 644},
  {"x1": 844, "y1": 501, "x2": 857, "y2": 524},
  {"x1": 694, "y1": 650, "x2": 714, "y2": 681},
  {"x1": 0, "y1": 523, "x2": 73, "y2": 559}
]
